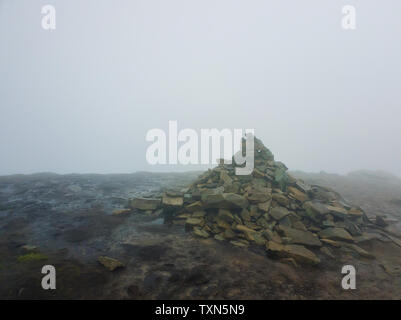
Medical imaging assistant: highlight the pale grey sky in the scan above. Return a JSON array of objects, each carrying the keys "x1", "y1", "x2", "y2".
[{"x1": 1, "y1": 0, "x2": 400, "y2": 175}]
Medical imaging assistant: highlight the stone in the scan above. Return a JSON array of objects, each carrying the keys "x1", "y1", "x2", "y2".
[
  {"x1": 193, "y1": 228, "x2": 210, "y2": 238},
  {"x1": 223, "y1": 228, "x2": 236, "y2": 239},
  {"x1": 224, "y1": 182, "x2": 241, "y2": 193},
  {"x1": 202, "y1": 193, "x2": 248, "y2": 209},
  {"x1": 262, "y1": 229, "x2": 282, "y2": 243},
  {"x1": 233, "y1": 214, "x2": 242, "y2": 224},
  {"x1": 230, "y1": 240, "x2": 249, "y2": 247},
  {"x1": 266, "y1": 242, "x2": 320, "y2": 265},
  {"x1": 292, "y1": 220, "x2": 307, "y2": 231},
  {"x1": 303, "y1": 201, "x2": 330, "y2": 221},
  {"x1": 165, "y1": 189, "x2": 184, "y2": 197},
  {"x1": 322, "y1": 220, "x2": 335, "y2": 227},
  {"x1": 192, "y1": 210, "x2": 206, "y2": 218},
  {"x1": 162, "y1": 193, "x2": 184, "y2": 207},
  {"x1": 252, "y1": 232, "x2": 267, "y2": 246},
  {"x1": 173, "y1": 219, "x2": 186, "y2": 226},
  {"x1": 256, "y1": 216, "x2": 270, "y2": 228},
  {"x1": 272, "y1": 193, "x2": 290, "y2": 207},
  {"x1": 222, "y1": 193, "x2": 249, "y2": 208},
  {"x1": 266, "y1": 240, "x2": 285, "y2": 253},
  {"x1": 98, "y1": 256, "x2": 125, "y2": 271},
  {"x1": 214, "y1": 234, "x2": 225, "y2": 241},
  {"x1": 186, "y1": 201, "x2": 203, "y2": 212},
  {"x1": 277, "y1": 225, "x2": 322, "y2": 247},
  {"x1": 176, "y1": 213, "x2": 191, "y2": 219},
  {"x1": 284, "y1": 245, "x2": 320, "y2": 265},
  {"x1": 249, "y1": 205, "x2": 259, "y2": 217},
  {"x1": 326, "y1": 205, "x2": 348, "y2": 219},
  {"x1": 287, "y1": 186, "x2": 308, "y2": 202},
  {"x1": 236, "y1": 224, "x2": 257, "y2": 234},
  {"x1": 318, "y1": 227, "x2": 354, "y2": 242},
  {"x1": 320, "y1": 246, "x2": 335, "y2": 258},
  {"x1": 244, "y1": 221, "x2": 259, "y2": 230},
  {"x1": 246, "y1": 187, "x2": 272, "y2": 203},
  {"x1": 218, "y1": 208, "x2": 234, "y2": 221},
  {"x1": 270, "y1": 206, "x2": 289, "y2": 220},
  {"x1": 216, "y1": 218, "x2": 231, "y2": 229},
  {"x1": 348, "y1": 208, "x2": 364, "y2": 217},
  {"x1": 112, "y1": 208, "x2": 131, "y2": 216},
  {"x1": 252, "y1": 168, "x2": 266, "y2": 178},
  {"x1": 130, "y1": 198, "x2": 160, "y2": 210},
  {"x1": 274, "y1": 167, "x2": 289, "y2": 191},
  {"x1": 186, "y1": 218, "x2": 203, "y2": 226},
  {"x1": 240, "y1": 209, "x2": 251, "y2": 222},
  {"x1": 320, "y1": 238, "x2": 341, "y2": 247},
  {"x1": 295, "y1": 180, "x2": 312, "y2": 193},
  {"x1": 278, "y1": 215, "x2": 292, "y2": 227},
  {"x1": 375, "y1": 215, "x2": 388, "y2": 227},
  {"x1": 220, "y1": 170, "x2": 233, "y2": 185},
  {"x1": 258, "y1": 200, "x2": 271, "y2": 212}
]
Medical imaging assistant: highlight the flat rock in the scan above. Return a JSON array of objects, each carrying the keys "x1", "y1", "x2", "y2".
[
  {"x1": 266, "y1": 241, "x2": 320, "y2": 265},
  {"x1": 203, "y1": 193, "x2": 248, "y2": 209},
  {"x1": 326, "y1": 205, "x2": 348, "y2": 219},
  {"x1": 236, "y1": 224, "x2": 257, "y2": 234},
  {"x1": 262, "y1": 229, "x2": 282, "y2": 243},
  {"x1": 193, "y1": 228, "x2": 210, "y2": 238},
  {"x1": 303, "y1": 201, "x2": 330, "y2": 220},
  {"x1": 344, "y1": 243, "x2": 375, "y2": 259},
  {"x1": 112, "y1": 208, "x2": 131, "y2": 216},
  {"x1": 162, "y1": 194, "x2": 184, "y2": 207},
  {"x1": 98, "y1": 256, "x2": 125, "y2": 271},
  {"x1": 130, "y1": 198, "x2": 160, "y2": 210},
  {"x1": 186, "y1": 218, "x2": 203, "y2": 226},
  {"x1": 220, "y1": 170, "x2": 233, "y2": 185},
  {"x1": 318, "y1": 227, "x2": 354, "y2": 242},
  {"x1": 278, "y1": 225, "x2": 322, "y2": 247},
  {"x1": 270, "y1": 206, "x2": 289, "y2": 220},
  {"x1": 287, "y1": 186, "x2": 308, "y2": 202},
  {"x1": 272, "y1": 193, "x2": 290, "y2": 206},
  {"x1": 186, "y1": 201, "x2": 203, "y2": 212},
  {"x1": 230, "y1": 240, "x2": 249, "y2": 247},
  {"x1": 258, "y1": 200, "x2": 271, "y2": 212},
  {"x1": 246, "y1": 187, "x2": 272, "y2": 203}
]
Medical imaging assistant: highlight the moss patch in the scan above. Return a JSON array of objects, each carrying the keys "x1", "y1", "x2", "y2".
[{"x1": 18, "y1": 252, "x2": 48, "y2": 263}]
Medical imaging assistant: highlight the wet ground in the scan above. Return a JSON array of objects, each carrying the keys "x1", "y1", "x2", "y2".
[{"x1": 1, "y1": 171, "x2": 401, "y2": 299}]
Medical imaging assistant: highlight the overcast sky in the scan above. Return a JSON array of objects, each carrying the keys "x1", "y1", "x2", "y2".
[{"x1": 0, "y1": 0, "x2": 400, "y2": 176}]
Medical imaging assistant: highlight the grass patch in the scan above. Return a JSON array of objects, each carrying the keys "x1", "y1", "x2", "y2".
[{"x1": 18, "y1": 252, "x2": 48, "y2": 263}]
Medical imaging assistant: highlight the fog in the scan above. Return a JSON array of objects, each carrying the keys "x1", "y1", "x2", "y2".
[{"x1": 1, "y1": 0, "x2": 400, "y2": 176}]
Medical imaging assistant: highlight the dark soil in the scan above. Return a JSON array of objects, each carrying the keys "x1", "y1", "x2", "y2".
[{"x1": 1, "y1": 171, "x2": 401, "y2": 299}]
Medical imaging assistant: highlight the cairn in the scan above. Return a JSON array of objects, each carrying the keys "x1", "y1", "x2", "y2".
[{"x1": 132, "y1": 137, "x2": 373, "y2": 265}]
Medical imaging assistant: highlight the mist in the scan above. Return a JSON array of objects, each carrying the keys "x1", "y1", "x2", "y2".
[{"x1": 1, "y1": 0, "x2": 400, "y2": 176}]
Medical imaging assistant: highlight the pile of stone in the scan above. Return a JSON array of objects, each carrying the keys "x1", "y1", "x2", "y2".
[{"x1": 131, "y1": 137, "x2": 374, "y2": 265}]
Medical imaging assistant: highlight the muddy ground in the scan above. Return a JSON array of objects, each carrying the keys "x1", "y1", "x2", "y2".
[{"x1": 0, "y1": 171, "x2": 401, "y2": 299}]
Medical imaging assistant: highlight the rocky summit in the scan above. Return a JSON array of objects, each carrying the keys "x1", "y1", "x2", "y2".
[{"x1": 131, "y1": 137, "x2": 372, "y2": 266}]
